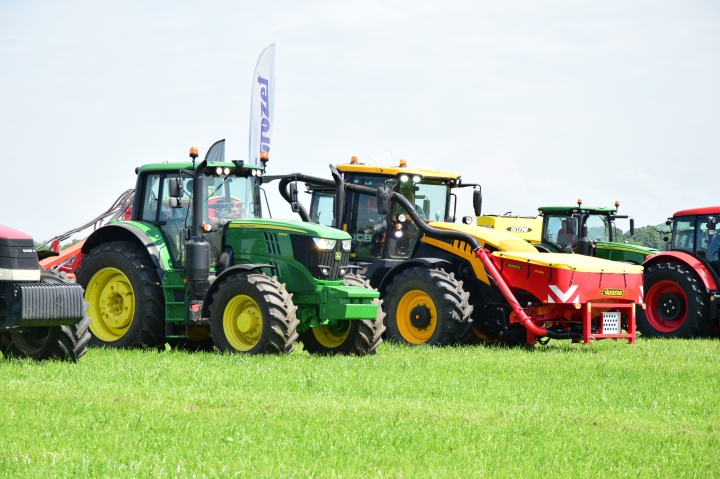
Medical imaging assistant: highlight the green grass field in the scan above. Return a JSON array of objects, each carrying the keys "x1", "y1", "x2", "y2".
[{"x1": 1, "y1": 339, "x2": 719, "y2": 478}]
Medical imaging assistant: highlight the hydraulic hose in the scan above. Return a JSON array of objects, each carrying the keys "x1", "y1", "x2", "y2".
[{"x1": 277, "y1": 177, "x2": 310, "y2": 222}]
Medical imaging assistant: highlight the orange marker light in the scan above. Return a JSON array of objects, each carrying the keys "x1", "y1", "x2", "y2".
[
  {"x1": 399, "y1": 159, "x2": 407, "y2": 167},
  {"x1": 260, "y1": 151, "x2": 269, "y2": 161},
  {"x1": 615, "y1": 201, "x2": 620, "y2": 207},
  {"x1": 577, "y1": 198, "x2": 583, "y2": 206},
  {"x1": 350, "y1": 156, "x2": 359, "y2": 164},
  {"x1": 202, "y1": 224, "x2": 212, "y2": 232},
  {"x1": 189, "y1": 146, "x2": 199, "y2": 158}
]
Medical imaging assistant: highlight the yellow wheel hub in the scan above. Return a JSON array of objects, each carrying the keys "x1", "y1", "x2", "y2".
[
  {"x1": 396, "y1": 290, "x2": 437, "y2": 344},
  {"x1": 312, "y1": 322, "x2": 351, "y2": 349},
  {"x1": 85, "y1": 267, "x2": 136, "y2": 342},
  {"x1": 223, "y1": 295, "x2": 263, "y2": 351}
]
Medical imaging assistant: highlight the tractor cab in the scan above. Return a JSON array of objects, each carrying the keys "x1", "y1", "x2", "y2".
[
  {"x1": 307, "y1": 158, "x2": 478, "y2": 263},
  {"x1": 134, "y1": 160, "x2": 263, "y2": 269},
  {"x1": 666, "y1": 208, "x2": 720, "y2": 275}
]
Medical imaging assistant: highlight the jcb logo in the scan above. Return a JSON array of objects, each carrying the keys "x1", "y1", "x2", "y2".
[{"x1": 600, "y1": 288, "x2": 625, "y2": 297}]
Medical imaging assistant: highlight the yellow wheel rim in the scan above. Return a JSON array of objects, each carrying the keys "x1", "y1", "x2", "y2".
[
  {"x1": 223, "y1": 295, "x2": 263, "y2": 351},
  {"x1": 85, "y1": 267, "x2": 136, "y2": 342},
  {"x1": 312, "y1": 322, "x2": 351, "y2": 348},
  {"x1": 396, "y1": 290, "x2": 437, "y2": 344}
]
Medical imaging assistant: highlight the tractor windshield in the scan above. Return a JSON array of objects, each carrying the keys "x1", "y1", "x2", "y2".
[
  {"x1": 204, "y1": 174, "x2": 261, "y2": 224},
  {"x1": 585, "y1": 214, "x2": 611, "y2": 242},
  {"x1": 396, "y1": 180, "x2": 449, "y2": 222}
]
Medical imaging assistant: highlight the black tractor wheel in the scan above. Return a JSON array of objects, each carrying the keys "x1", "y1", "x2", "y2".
[
  {"x1": 2, "y1": 270, "x2": 92, "y2": 361},
  {"x1": 638, "y1": 262, "x2": 711, "y2": 338},
  {"x1": 300, "y1": 274, "x2": 386, "y2": 356},
  {"x1": 383, "y1": 267, "x2": 473, "y2": 346},
  {"x1": 75, "y1": 241, "x2": 165, "y2": 348},
  {"x1": 210, "y1": 273, "x2": 299, "y2": 354}
]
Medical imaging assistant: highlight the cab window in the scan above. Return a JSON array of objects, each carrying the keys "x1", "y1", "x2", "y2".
[
  {"x1": 672, "y1": 217, "x2": 695, "y2": 252},
  {"x1": 309, "y1": 190, "x2": 335, "y2": 227},
  {"x1": 586, "y1": 215, "x2": 610, "y2": 242}
]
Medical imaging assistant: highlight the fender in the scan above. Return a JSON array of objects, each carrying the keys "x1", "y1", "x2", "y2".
[
  {"x1": 644, "y1": 251, "x2": 718, "y2": 291},
  {"x1": 81, "y1": 223, "x2": 170, "y2": 281},
  {"x1": 376, "y1": 258, "x2": 451, "y2": 293},
  {"x1": 201, "y1": 264, "x2": 276, "y2": 318}
]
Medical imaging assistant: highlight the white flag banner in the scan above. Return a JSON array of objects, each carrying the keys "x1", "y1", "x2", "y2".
[{"x1": 248, "y1": 44, "x2": 275, "y2": 165}]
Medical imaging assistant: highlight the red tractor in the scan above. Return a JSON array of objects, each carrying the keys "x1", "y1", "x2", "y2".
[
  {"x1": 1, "y1": 225, "x2": 91, "y2": 360},
  {"x1": 639, "y1": 207, "x2": 720, "y2": 337}
]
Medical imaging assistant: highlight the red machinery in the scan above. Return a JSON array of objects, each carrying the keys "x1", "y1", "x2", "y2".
[{"x1": 639, "y1": 206, "x2": 720, "y2": 338}]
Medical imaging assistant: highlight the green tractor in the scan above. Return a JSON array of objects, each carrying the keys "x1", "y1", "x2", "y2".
[
  {"x1": 70, "y1": 144, "x2": 384, "y2": 355},
  {"x1": 476, "y1": 200, "x2": 657, "y2": 265}
]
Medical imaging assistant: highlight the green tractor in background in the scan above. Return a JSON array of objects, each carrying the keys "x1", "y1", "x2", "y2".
[
  {"x1": 476, "y1": 200, "x2": 657, "y2": 264},
  {"x1": 70, "y1": 143, "x2": 384, "y2": 355}
]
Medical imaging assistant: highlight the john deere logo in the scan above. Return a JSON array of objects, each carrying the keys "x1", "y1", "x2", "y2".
[
  {"x1": 507, "y1": 226, "x2": 532, "y2": 233},
  {"x1": 334, "y1": 252, "x2": 342, "y2": 261},
  {"x1": 600, "y1": 288, "x2": 625, "y2": 297},
  {"x1": 505, "y1": 263, "x2": 524, "y2": 270}
]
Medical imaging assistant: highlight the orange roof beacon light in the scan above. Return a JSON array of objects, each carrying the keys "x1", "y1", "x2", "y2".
[
  {"x1": 615, "y1": 200, "x2": 620, "y2": 212},
  {"x1": 259, "y1": 150, "x2": 269, "y2": 166},
  {"x1": 399, "y1": 159, "x2": 407, "y2": 168},
  {"x1": 189, "y1": 146, "x2": 199, "y2": 159},
  {"x1": 577, "y1": 198, "x2": 583, "y2": 207},
  {"x1": 350, "y1": 156, "x2": 359, "y2": 164}
]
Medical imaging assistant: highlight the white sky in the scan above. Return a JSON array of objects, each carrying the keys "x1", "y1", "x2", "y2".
[{"x1": 1, "y1": 1, "x2": 719, "y2": 242}]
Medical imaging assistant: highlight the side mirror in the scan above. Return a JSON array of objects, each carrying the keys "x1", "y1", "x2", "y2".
[
  {"x1": 377, "y1": 187, "x2": 391, "y2": 216},
  {"x1": 168, "y1": 177, "x2": 184, "y2": 198},
  {"x1": 709, "y1": 217, "x2": 717, "y2": 231},
  {"x1": 566, "y1": 216, "x2": 576, "y2": 234},
  {"x1": 423, "y1": 198, "x2": 431, "y2": 218},
  {"x1": 289, "y1": 182, "x2": 299, "y2": 213},
  {"x1": 629, "y1": 218, "x2": 635, "y2": 236},
  {"x1": 472, "y1": 188, "x2": 482, "y2": 217},
  {"x1": 169, "y1": 197, "x2": 183, "y2": 208},
  {"x1": 462, "y1": 216, "x2": 474, "y2": 225}
]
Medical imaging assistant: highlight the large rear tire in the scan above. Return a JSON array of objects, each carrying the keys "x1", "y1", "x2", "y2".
[
  {"x1": 383, "y1": 268, "x2": 473, "y2": 346},
  {"x1": 300, "y1": 274, "x2": 386, "y2": 356},
  {"x1": 1, "y1": 270, "x2": 92, "y2": 361},
  {"x1": 210, "y1": 273, "x2": 299, "y2": 355},
  {"x1": 75, "y1": 241, "x2": 165, "y2": 348},
  {"x1": 638, "y1": 262, "x2": 711, "y2": 338}
]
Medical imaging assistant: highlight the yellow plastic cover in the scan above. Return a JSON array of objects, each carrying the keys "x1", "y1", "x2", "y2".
[
  {"x1": 476, "y1": 215, "x2": 542, "y2": 243},
  {"x1": 492, "y1": 251, "x2": 644, "y2": 274},
  {"x1": 428, "y1": 222, "x2": 538, "y2": 253}
]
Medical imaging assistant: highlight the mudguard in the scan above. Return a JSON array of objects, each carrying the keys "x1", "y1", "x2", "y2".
[
  {"x1": 201, "y1": 264, "x2": 276, "y2": 318},
  {"x1": 81, "y1": 223, "x2": 170, "y2": 281},
  {"x1": 644, "y1": 251, "x2": 718, "y2": 291},
  {"x1": 376, "y1": 257, "x2": 451, "y2": 292}
]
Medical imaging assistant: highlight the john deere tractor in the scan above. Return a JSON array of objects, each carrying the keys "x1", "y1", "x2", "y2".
[
  {"x1": 70, "y1": 145, "x2": 383, "y2": 355},
  {"x1": 476, "y1": 200, "x2": 657, "y2": 264},
  {"x1": 272, "y1": 158, "x2": 643, "y2": 347},
  {"x1": 1, "y1": 224, "x2": 91, "y2": 361}
]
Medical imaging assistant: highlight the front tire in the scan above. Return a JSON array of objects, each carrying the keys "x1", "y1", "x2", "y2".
[
  {"x1": 383, "y1": 268, "x2": 473, "y2": 346},
  {"x1": 210, "y1": 273, "x2": 299, "y2": 354},
  {"x1": 75, "y1": 241, "x2": 165, "y2": 348},
  {"x1": 2, "y1": 270, "x2": 92, "y2": 361},
  {"x1": 300, "y1": 274, "x2": 386, "y2": 356},
  {"x1": 638, "y1": 262, "x2": 711, "y2": 338}
]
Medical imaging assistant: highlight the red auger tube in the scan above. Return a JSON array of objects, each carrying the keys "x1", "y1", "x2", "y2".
[{"x1": 474, "y1": 248, "x2": 548, "y2": 337}]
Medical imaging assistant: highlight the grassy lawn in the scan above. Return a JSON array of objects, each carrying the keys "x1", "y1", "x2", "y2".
[{"x1": 1, "y1": 339, "x2": 719, "y2": 478}]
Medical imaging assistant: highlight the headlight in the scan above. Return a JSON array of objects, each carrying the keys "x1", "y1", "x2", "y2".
[
  {"x1": 400, "y1": 175, "x2": 409, "y2": 182},
  {"x1": 394, "y1": 230, "x2": 403, "y2": 238},
  {"x1": 215, "y1": 167, "x2": 223, "y2": 175},
  {"x1": 413, "y1": 176, "x2": 421, "y2": 183},
  {"x1": 341, "y1": 239, "x2": 352, "y2": 251},
  {"x1": 398, "y1": 214, "x2": 406, "y2": 223},
  {"x1": 312, "y1": 237, "x2": 337, "y2": 250}
]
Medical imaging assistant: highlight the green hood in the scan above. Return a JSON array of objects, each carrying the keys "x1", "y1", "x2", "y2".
[{"x1": 228, "y1": 219, "x2": 351, "y2": 240}]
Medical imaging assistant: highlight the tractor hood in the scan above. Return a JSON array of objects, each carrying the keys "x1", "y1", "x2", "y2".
[
  {"x1": 227, "y1": 219, "x2": 351, "y2": 240},
  {"x1": 595, "y1": 241, "x2": 658, "y2": 256},
  {"x1": 428, "y1": 222, "x2": 538, "y2": 252}
]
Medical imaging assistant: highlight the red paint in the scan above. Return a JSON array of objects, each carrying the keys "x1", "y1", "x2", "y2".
[
  {"x1": 644, "y1": 251, "x2": 718, "y2": 291},
  {"x1": 673, "y1": 206, "x2": 720, "y2": 217},
  {"x1": 0, "y1": 224, "x2": 33, "y2": 240},
  {"x1": 644, "y1": 280, "x2": 688, "y2": 333}
]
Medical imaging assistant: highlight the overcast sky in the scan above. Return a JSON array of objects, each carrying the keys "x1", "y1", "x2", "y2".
[{"x1": 1, "y1": 0, "x2": 719, "y2": 242}]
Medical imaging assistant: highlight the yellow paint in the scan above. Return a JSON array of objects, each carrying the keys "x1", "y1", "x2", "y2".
[
  {"x1": 86, "y1": 267, "x2": 136, "y2": 342},
  {"x1": 396, "y1": 290, "x2": 437, "y2": 344},
  {"x1": 476, "y1": 215, "x2": 542, "y2": 243},
  {"x1": 493, "y1": 251, "x2": 644, "y2": 274},
  {"x1": 428, "y1": 222, "x2": 538, "y2": 252},
  {"x1": 335, "y1": 163, "x2": 461, "y2": 180},
  {"x1": 223, "y1": 294, "x2": 263, "y2": 351},
  {"x1": 422, "y1": 236, "x2": 490, "y2": 285},
  {"x1": 312, "y1": 323, "x2": 351, "y2": 348}
]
